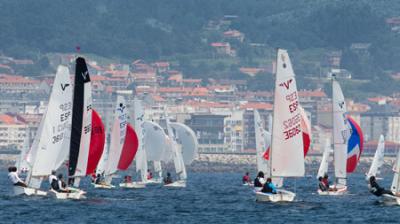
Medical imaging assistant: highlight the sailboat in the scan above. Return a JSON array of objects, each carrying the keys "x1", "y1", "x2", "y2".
[
  {"x1": 15, "y1": 130, "x2": 30, "y2": 174},
  {"x1": 120, "y1": 98, "x2": 148, "y2": 188},
  {"x1": 317, "y1": 139, "x2": 332, "y2": 182},
  {"x1": 164, "y1": 116, "x2": 187, "y2": 188},
  {"x1": 317, "y1": 75, "x2": 364, "y2": 195},
  {"x1": 143, "y1": 120, "x2": 168, "y2": 184},
  {"x1": 14, "y1": 65, "x2": 72, "y2": 197},
  {"x1": 56, "y1": 57, "x2": 93, "y2": 199},
  {"x1": 366, "y1": 135, "x2": 385, "y2": 181},
  {"x1": 254, "y1": 106, "x2": 311, "y2": 191},
  {"x1": 117, "y1": 123, "x2": 139, "y2": 187},
  {"x1": 97, "y1": 96, "x2": 128, "y2": 188},
  {"x1": 382, "y1": 140, "x2": 400, "y2": 205},
  {"x1": 255, "y1": 49, "x2": 305, "y2": 202}
]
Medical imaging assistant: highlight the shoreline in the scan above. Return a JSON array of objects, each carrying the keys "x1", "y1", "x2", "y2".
[{"x1": 1, "y1": 153, "x2": 394, "y2": 173}]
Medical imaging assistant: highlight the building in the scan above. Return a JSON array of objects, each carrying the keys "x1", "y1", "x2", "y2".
[
  {"x1": 185, "y1": 114, "x2": 227, "y2": 153},
  {"x1": 361, "y1": 104, "x2": 400, "y2": 143},
  {"x1": 0, "y1": 114, "x2": 28, "y2": 149}
]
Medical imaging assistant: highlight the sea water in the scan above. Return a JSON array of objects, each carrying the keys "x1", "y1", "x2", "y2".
[{"x1": 0, "y1": 170, "x2": 399, "y2": 224}]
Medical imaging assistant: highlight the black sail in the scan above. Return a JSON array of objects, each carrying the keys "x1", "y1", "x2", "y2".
[{"x1": 68, "y1": 57, "x2": 91, "y2": 177}]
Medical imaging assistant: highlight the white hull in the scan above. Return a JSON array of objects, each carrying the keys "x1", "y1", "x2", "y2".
[
  {"x1": 255, "y1": 189, "x2": 296, "y2": 202},
  {"x1": 317, "y1": 186, "x2": 347, "y2": 196},
  {"x1": 382, "y1": 194, "x2": 400, "y2": 205},
  {"x1": 243, "y1": 182, "x2": 254, "y2": 187},
  {"x1": 13, "y1": 186, "x2": 47, "y2": 197},
  {"x1": 119, "y1": 182, "x2": 146, "y2": 189},
  {"x1": 146, "y1": 179, "x2": 162, "y2": 185},
  {"x1": 92, "y1": 183, "x2": 115, "y2": 189},
  {"x1": 49, "y1": 189, "x2": 85, "y2": 200},
  {"x1": 164, "y1": 180, "x2": 186, "y2": 188}
]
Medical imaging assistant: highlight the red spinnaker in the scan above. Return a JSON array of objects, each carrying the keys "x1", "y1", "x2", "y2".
[
  {"x1": 86, "y1": 109, "x2": 105, "y2": 175},
  {"x1": 117, "y1": 123, "x2": 139, "y2": 170}
]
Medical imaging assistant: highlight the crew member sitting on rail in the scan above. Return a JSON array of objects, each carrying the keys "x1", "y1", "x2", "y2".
[
  {"x1": 261, "y1": 178, "x2": 277, "y2": 194},
  {"x1": 8, "y1": 166, "x2": 27, "y2": 187}
]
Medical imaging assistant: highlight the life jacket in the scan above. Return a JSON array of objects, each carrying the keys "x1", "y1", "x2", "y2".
[
  {"x1": 51, "y1": 179, "x2": 59, "y2": 191},
  {"x1": 254, "y1": 178, "x2": 262, "y2": 187}
]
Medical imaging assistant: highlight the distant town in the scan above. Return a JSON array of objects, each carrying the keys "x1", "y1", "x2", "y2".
[{"x1": 0, "y1": 50, "x2": 399, "y2": 158}]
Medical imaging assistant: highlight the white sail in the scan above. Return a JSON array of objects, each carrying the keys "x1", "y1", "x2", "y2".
[
  {"x1": 104, "y1": 96, "x2": 128, "y2": 182},
  {"x1": 166, "y1": 117, "x2": 187, "y2": 180},
  {"x1": 254, "y1": 110, "x2": 269, "y2": 174},
  {"x1": 270, "y1": 49, "x2": 304, "y2": 177},
  {"x1": 391, "y1": 146, "x2": 400, "y2": 193},
  {"x1": 332, "y1": 78, "x2": 350, "y2": 186},
  {"x1": 74, "y1": 79, "x2": 92, "y2": 178},
  {"x1": 96, "y1": 139, "x2": 108, "y2": 175},
  {"x1": 170, "y1": 122, "x2": 198, "y2": 165},
  {"x1": 134, "y1": 98, "x2": 148, "y2": 183},
  {"x1": 317, "y1": 139, "x2": 331, "y2": 179},
  {"x1": 28, "y1": 66, "x2": 73, "y2": 187},
  {"x1": 143, "y1": 121, "x2": 168, "y2": 161},
  {"x1": 153, "y1": 160, "x2": 162, "y2": 180},
  {"x1": 366, "y1": 135, "x2": 385, "y2": 180},
  {"x1": 16, "y1": 130, "x2": 30, "y2": 173}
]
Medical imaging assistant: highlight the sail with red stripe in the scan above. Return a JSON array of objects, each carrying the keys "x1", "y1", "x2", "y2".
[
  {"x1": 346, "y1": 116, "x2": 363, "y2": 173},
  {"x1": 262, "y1": 108, "x2": 311, "y2": 160},
  {"x1": 117, "y1": 123, "x2": 139, "y2": 170},
  {"x1": 86, "y1": 109, "x2": 105, "y2": 175},
  {"x1": 299, "y1": 107, "x2": 311, "y2": 157}
]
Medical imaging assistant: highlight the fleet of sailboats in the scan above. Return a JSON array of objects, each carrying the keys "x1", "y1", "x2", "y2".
[{"x1": 10, "y1": 52, "x2": 392, "y2": 205}]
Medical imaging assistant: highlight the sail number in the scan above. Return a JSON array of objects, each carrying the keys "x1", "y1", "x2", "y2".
[{"x1": 283, "y1": 124, "x2": 301, "y2": 140}]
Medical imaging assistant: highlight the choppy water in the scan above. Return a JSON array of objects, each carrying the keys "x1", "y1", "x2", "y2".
[{"x1": 0, "y1": 169, "x2": 399, "y2": 224}]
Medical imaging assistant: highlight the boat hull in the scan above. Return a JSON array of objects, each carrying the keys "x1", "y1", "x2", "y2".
[
  {"x1": 92, "y1": 183, "x2": 115, "y2": 189},
  {"x1": 119, "y1": 182, "x2": 146, "y2": 189},
  {"x1": 48, "y1": 189, "x2": 86, "y2": 200},
  {"x1": 164, "y1": 180, "x2": 186, "y2": 188},
  {"x1": 146, "y1": 179, "x2": 162, "y2": 185},
  {"x1": 382, "y1": 194, "x2": 400, "y2": 205},
  {"x1": 13, "y1": 186, "x2": 47, "y2": 197},
  {"x1": 255, "y1": 189, "x2": 296, "y2": 202},
  {"x1": 317, "y1": 186, "x2": 347, "y2": 196}
]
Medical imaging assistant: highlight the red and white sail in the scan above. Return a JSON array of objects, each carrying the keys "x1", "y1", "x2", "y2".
[
  {"x1": 86, "y1": 109, "x2": 106, "y2": 175},
  {"x1": 104, "y1": 96, "x2": 128, "y2": 183},
  {"x1": 117, "y1": 123, "x2": 139, "y2": 170},
  {"x1": 270, "y1": 49, "x2": 304, "y2": 177}
]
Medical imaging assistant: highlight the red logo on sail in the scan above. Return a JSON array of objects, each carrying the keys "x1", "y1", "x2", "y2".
[{"x1": 279, "y1": 79, "x2": 293, "y2": 90}]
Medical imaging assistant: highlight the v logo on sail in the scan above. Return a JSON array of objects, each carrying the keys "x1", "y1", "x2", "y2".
[
  {"x1": 61, "y1": 83, "x2": 70, "y2": 91},
  {"x1": 279, "y1": 79, "x2": 293, "y2": 90},
  {"x1": 338, "y1": 101, "x2": 345, "y2": 109},
  {"x1": 81, "y1": 71, "x2": 89, "y2": 80}
]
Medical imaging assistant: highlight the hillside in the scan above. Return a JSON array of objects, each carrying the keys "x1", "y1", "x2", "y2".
[{"x1": 1, "y1": 0, "x2": 400, "y2": 96}]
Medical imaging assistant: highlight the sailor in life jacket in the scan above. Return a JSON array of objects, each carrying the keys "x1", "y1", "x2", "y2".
[
  {"x1": 254, "y1": 171, "x2": 265, "y2": 188},
  {"x1": 147, "y1": 169, "x2": 153, "y2": 180},
  {"x1": 49, "y1": 170, "x2": 57, "y2": 185},
  {"x1": 8, "y1": 166, "x2": 28, "y2": 187}
]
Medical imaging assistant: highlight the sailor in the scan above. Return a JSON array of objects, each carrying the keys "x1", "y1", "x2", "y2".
[
  {"x1": 147, "y1": 169, "x2": 153, "y2": 180},
  {"x1": 242, "y1": 172, "x2": 251, "y2": 184},
  {"x1": 318, "y1": 176, "x2": 328, "y2": 192},
  {"x1": 49, "y1": 170, "x2": 57, "y2": 185},
  {"x1": 57, "y1": 174, "x2": 70, "y2": 193},
  {"x1": 322, "y1": 174, "x2": 330, "y2": 189},
  {"x1": 261, "y1": 178, "x2": 277, "y2": 194},
  {"x1": 369, "y1": 176, "x2": 394, "y2": 197},
  {"x1": 95, "y1": 173, "x2": 103, "y2": 185},
  {"x1": 254, "y1": 171, "x2": 265, "y2": 188},
  {"x1": 8, "y1": 166, "x2": 27, "y2": 187},
  {"x1": 123, "y1": 175, "x2": 132, "y2": 183},
  {"x1": 164, "y1": 172, "x2": 173, "y2": 184}
]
